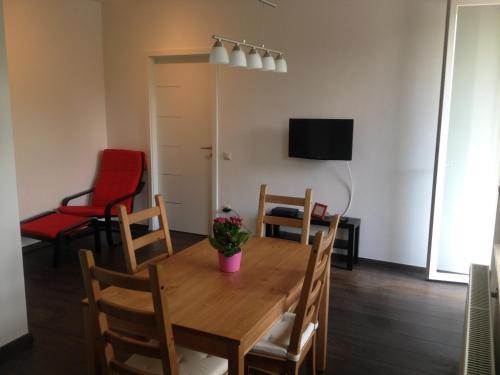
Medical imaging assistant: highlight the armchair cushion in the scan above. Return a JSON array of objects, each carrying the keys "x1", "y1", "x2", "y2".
[
  {"x1": 91, "y1": 149, "x2": 144, "y2": 213},
  {"x1": 21, "y1": 213, "x2": 91, "y2": 239},
  {"x1": 58, "y1": 205, "x2": 120, "y2": 217}
]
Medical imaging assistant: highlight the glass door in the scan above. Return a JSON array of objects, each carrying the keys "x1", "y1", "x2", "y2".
[{"x1": 428, "y1": 1, "x2": 500, "y2": 282}]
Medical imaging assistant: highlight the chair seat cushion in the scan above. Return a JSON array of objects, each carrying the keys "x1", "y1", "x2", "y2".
[
  {"x1": 125, "y1": 346, "x2": 228, "y2": 375},
  {"x1": 250, "y1": 312, "x2": 317, "y2": 361},
  {"x1": 21, "y1": 213, "x2": 92, "y2": 239},
  {"x1": 58, "y1": 205, "x2": 120, "y2": 217}
]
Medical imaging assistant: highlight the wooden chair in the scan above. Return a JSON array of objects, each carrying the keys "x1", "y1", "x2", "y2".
[
  {"x1": 79, "y1": 250, "x2": 228, "y2": 375},
  {"x1": 118, "y1": 194, "x2": 173, "y2": 274},
  {"x1": 244, "y1": 217, "x2": 339, "y2": 375},
  {"x1": 256, "y1": 184, "x2": 313, "y2": 245},
  {"x1": 316, "y1": 214, "x2": 340, "y2": 369}
]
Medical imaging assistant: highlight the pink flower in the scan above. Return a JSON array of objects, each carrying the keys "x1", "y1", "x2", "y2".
[
  {"x1": 230, "y1": 216, "x2": 243, "y2": 226},
  {"x1": 214, "y1": 217, "x2": 227, "y2": 223}
]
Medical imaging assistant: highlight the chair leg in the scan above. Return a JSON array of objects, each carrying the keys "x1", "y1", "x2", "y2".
[
  {"x1": 53, "y1": 237, "x2": 61, "y2": 267},
  {"x1": 306, "y1": 338, "x2": 317, "y2": 374},
  {"x1": 105, "y1": 218, "x2": 114, "y2": 248},
  {"x1": 93, "y1": 220, "x2": 101, "y2": 254},
  {"x1": 283, "y1": 361, "x2": 298, "y2": 375}
]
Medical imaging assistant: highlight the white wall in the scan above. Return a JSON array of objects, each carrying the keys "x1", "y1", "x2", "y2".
[
  {"x1": 103, "y1": 0, "x2": 447, "y2": 266},
  {"x1": 4, "y1": 0, "x2": 108, "y2": 219},
  {"x1": 0, "y1": 0, "x2": 29, "y2": 346}
]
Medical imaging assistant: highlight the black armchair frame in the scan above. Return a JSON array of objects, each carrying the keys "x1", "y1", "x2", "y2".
[{"x1": 61, "y1": 188, "x2": 95, "y2": 206}]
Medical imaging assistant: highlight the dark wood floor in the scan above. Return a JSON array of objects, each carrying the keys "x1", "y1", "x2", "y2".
[{"x1": 0, "y1": 231, "x2": 466, "y2": 375}]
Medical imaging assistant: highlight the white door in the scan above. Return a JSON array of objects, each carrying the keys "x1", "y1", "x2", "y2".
[{"x1": 153, "y1": 61, "x2": 213, "y2": 235}]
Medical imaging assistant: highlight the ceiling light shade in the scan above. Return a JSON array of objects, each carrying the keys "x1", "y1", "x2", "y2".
[
  {"x1": 247, "y1": 47, "x2": 263, "y2": 69},
  {"x1": 262, "y1": 51, "x2": 276, "y2": 71},
  {"x1": 230, "y1": 44, "x2": 247, "y2": 68},
  {"x1": 209, "y1": 40, "x2": 229, "y2": 64},
  {"x1": 275, "y1": 54, "x2": 287, "y2": 73}
]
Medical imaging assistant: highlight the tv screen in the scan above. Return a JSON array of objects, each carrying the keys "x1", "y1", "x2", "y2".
[{"x1": 289, "y1": 119, "x2": 353, "y2": 160}]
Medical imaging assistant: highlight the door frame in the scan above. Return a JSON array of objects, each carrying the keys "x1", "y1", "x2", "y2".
[
  {"x1": 426, "y1": 0, "x2": 500, "y2": 282},
  {"x1": 145, "y1": 48, "x2": 219, "y2": 231}
]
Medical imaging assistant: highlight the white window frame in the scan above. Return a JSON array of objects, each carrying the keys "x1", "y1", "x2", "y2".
[{"x1": 426, "y1": 0, "x2": 500, "y2": 283}]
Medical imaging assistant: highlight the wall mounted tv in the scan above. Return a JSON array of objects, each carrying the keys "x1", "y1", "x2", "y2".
[{"x1": 288, "y1": 118, "x2": 353, "y2": 160}]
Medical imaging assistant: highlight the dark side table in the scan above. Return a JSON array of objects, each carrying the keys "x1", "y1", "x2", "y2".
[{"x1": 265, "y1": 210, "x2": 361, "y2": 270}]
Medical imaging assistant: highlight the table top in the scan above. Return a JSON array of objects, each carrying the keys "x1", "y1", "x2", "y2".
[{"x1": 96, "y1": 237, "x2": 311, "y2": 345}]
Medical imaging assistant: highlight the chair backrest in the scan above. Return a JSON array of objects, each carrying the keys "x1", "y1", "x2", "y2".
[
  {"x1": 256, "y1": 184, "x2": 313, "y2": 245},
  {"x1": 79, "y1": 250, "x2": 178, "y2": 375},
  {"x1": 92, "y1": 149, "x2": 145, "y2": 212},
  {"x1": 288, "y1": 214, "x2": 340, "y2": 357},
  {"x1": 118, "y1": 194, "x2": 173, "y2": 274}
]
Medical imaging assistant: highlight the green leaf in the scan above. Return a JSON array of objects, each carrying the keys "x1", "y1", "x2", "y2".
[{"x1": 209, "y1": 221, "x2": 250, "y2": 256}]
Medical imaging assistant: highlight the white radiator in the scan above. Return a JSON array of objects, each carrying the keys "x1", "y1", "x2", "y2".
[{"x1": 461, "y1": 264, "x2": 496, "y2": 374}]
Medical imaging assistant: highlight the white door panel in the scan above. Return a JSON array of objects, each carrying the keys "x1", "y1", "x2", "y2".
[
  {"x1": 155, "y1": 64, "x2": 185, "y2": 86},
  {"x1": 158, "y1": 145, "x2": 182, "y2": 175},
  {"x1": 154, "y1": 62, "x2": 212, "y2": 235},
  {"x1": 164, "y1": 202, "x2": 187, "y2": 234},
  {"x1": 156, "y1": 87, "x2": 185, "y2": 117},
  {"x1": 157, "y1": 117, "x2": 183, "y2": 146},
  {"x1": 159, "y1": 174, "x2": 184, "y2": 204}
]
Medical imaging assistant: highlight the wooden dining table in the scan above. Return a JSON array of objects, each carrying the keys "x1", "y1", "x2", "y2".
[{"x1": 83, "y1": 236, "x2": 331, "y2": 375}]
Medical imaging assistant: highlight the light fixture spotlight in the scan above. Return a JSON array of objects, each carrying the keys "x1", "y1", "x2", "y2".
[
  {"x1": 209, "y1": 35, "x2": 285, "y2": 73},
  {"x1": 209, "y1": 39, "x2": 229, "y2": 64},
  {"x1": 262, "y1": 51, "x2": 276, "y2": 71},
  {"x1": 230, "y1": 44, "x2": 247, "y2": 68},
  {"x1": 247, "y1": 47, "x2": 263, "y2": 70},
  {"x1": 275, "y1": 54, "x2": 287, "y2": 73}
]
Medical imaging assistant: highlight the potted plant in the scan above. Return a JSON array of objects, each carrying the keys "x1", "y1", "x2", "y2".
[{"x1": 208, "y1": 216, "x2": 250, "y2": 272}]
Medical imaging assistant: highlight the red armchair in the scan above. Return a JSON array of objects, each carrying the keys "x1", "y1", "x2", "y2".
[{"x1": 59, "y1": 149, "x2": 146, "y2": 247}]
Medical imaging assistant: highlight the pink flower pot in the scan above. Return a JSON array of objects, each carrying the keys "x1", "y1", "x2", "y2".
[{"x1": 218, "y1": 252, "x2": 242, "y2": 273}]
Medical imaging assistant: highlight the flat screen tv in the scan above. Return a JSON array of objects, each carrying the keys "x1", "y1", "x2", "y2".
[{"x1": 289, "y1": 119, "x2": 353, "y2": 160}]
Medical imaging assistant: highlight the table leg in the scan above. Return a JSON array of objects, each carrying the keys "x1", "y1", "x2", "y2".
[
  {"x1": 354, "y1": 226, "x2": 360, "y2": 263},
  {"x1": 274, "y1": 224, "x2": 280, "y2": 238},
  {"x1": 53, "y1": 236, "x2": 61, "y2": 267},
  {"x1": 83, "y1": 305, "x2": 100, "y2": 375},
  {"x1": 347, "y1": 226, "x2": 354, "y2": 270},
  {"x1": 228, "y1": 345, "x2": 244, "y2": 375},
  {"x1": 93, "y1": 220, "x2": 101, "y2": 254},
  {"x1": 265, "y1": 223, "x2": 272, "y2": 237},
  {"x1": 316, "y1": 259, "x2": 330, "y2": 371}
]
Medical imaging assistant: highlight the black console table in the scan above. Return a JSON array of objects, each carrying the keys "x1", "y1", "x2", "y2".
[{"x1": 265, "y1": 210, "x2": 361, "y2": 270}]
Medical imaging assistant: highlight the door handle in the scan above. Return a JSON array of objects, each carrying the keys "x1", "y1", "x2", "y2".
[{"x1": 200, "y1": 146, "x2": 213, "y2": 150}]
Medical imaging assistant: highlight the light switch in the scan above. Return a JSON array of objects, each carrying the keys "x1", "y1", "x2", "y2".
[{"x1": 223, "y1": 151, "x2": 232, "y2": 160}]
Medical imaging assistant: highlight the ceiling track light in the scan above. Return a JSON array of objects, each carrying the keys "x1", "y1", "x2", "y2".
[
  {"x1": 262, "y1": 51, "x2": 276, "y2": 71},
  {"x1": 209, "y1": 39, "x2": 229, "y2": 64},
  {"x1": 247, "y1": 47, "x2": 263, "y2": 70},
  {"x1": 257, "y1": 0, "x2": 277, "y2": 8},
  {"x1": 275, "y1": 54, "x2": 287, "y2": 73},
  {"x1": 208, "y1": 35, "x2": 287, "y2": 73},
  {"x1": 230, "y1": 44, "x2": 247, "y2": 68}
]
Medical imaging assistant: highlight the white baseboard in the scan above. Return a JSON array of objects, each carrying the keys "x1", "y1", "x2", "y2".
[{"x1": 21, "y1": 237, "x2": 40, "y2": 247}]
